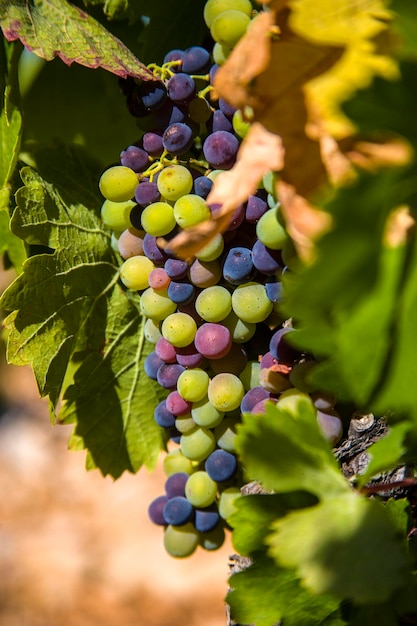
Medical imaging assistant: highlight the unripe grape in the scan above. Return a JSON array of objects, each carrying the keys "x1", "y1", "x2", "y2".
[
  {"x1": 185, "y1": 470, "x2": 218, "y2": 507},
  {"x1": 99, "y1": 165, "x2": 138, "y2": 202},
  {"x1": 119, "y1": 255, "x2": 155, "y2": 291}
]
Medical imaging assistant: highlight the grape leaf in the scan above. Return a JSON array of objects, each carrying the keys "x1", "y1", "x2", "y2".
[
  {"x1": 267, "y1": 491, "x2": 410, "y2": 604},
  {"x1": 228, "y1": 552, "x2": 345, "y2": 626},
  {"x1": 0, "y1": 145, "x2": 164, "y2": 477},
  {"x1": 0, "y1": 0, "x2": 155, "y2": 80},
  {"x1": 390, "y1": 0, "x2": 417, "y2": 59}
]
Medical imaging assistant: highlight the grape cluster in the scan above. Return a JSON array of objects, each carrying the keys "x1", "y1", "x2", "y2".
[{"x1": 98, "y1": 2, "x2": 343, "y2": 558}]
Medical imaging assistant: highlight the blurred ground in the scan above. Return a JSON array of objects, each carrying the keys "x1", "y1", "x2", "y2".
[{"x1": 0, "y1": 268, "x2": 232, "y2": 626}]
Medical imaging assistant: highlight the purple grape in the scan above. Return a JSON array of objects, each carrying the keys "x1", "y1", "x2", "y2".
[
  {"x1": 167, "y1": 280, "x2": 195, "y2": 305},
  {"x1": 182, "y1": 46, "x2": 211, "y2": 74},
  {"x1": 205, "y1": 449, "x2": 237, "y2": 482},
  {"x1": 223, "y1": 246, "x2": 255, "y2": 285},
  {"x1": 163, "y1": 496, "x2": 194, "y2": 525},
  {"x1": 148, "y1": 495, "x2": 169, "y2": 525},
  {"x1": 175, "y1": 343, "x2": 206, "y2": 368},
  {"x1": 120, "y1": 145, "x2": 149, "y2": 172},
  {"x1": 135, "y1": 180, "x2": 160, "y2": 206},
  {"x1": 241, "y1": 386, "x2": 272, "y2": 413},
  {"x1": 163, "y1": 49, "x2": 184, "y2": 70},
  {"x1": 203, "y1": 130, "x2": 239, "y2": 169},
  {"x1": 194, "y1": 175, "x2": 213, "y2": 199},
  {"x1": 163, "y1": 122, "x2": 194, "y2": 155},
  {"x1": 251, "y1": 397, "x2": 278, "y2": 414},
  {"x1": 169, "y1": 426, "x2": 182, "y2": 444},
  {"x1": 154, "y1": 400, "x2": 176, "y2": 428},
  {"x1": 142, "y1": 130, "x2": 164, "y2": 156},
  {"x1": 194, "y1": 323, "x2": 232, "y2": 359},
  {"x1": 209, "y1": 64, "x2": 219, "y2": 84},
  {"x1": 155, "y1": 337, "x2": 177, "y2": 363},
  {"x1": 166, "y1": 390, "x2": 193, "y2": 416},
  {"x1": 188, "y1": 259, "x2": 222, "y2": 288},
  {"x1": 252, "y1": 240, "x2": 283, "y2": 275},
  {"x1": 269, "y1": 328, "x2": 300, "y2": 364},
  {"x1": 245, "y1": 193, "x2": 268, "y2": 223},
  {"x1": 157, "y1": 362, "x2": 185, "y2": 389},
  {"x1": 152, "y1": 100, "x2": 187, "y2": 129},
  {"x1": 144, "y1": 351, "x2": 165, "y2": 380},
  {"x1": 167, "y1": 73, "x2": 196, "y2": 103},
  {"x1": 219, "y1": 98, "x2": 237, "y2": 118},
  {"x1": 139, "y1": 80, "x2": 167, "y2": 111},
  {"x1": 209, "y1": 109, "x2": 233, "y2": 133},
  {"x1": 195, "y1": 506, "x2": 220, "y2": 533},
  {"x1": 259, "y1": 351, "x2": 277, "y2": 370},
  {"x1": 142, "y1": 234, "x2": 168, "y2": 263},
  {"x1": 265, "y1": 278, "x2": 283, "y2": 303},
  {"x1": 165, "y1": 472, "x2": 189, "y2": 498},
  {"x1": 165, "y1": 258, "x2": 189, "y2": 279}
]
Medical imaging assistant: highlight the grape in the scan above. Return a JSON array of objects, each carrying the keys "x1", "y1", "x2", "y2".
[
  {"x1": 191, "y1": 396, "x2": 224, "y2": 428},
  {"x1": 222, "y1": 310, "x2": 256, "y2": 343},
  {"x1": 163, "y1": 522, "x2": 200, "y2": 558},
  {"x1": 194, "y1": 322, "x2": 232, "y2": 359},
  {"x1": 219, "y1": 97, "x2": 237, "y2": 118},
  {"x1": 157, "y1": 362, "x2": 185, "y2": 389},
  {"x1": 167, "y1": 280, "x2": 195, "y2": 305},
  {"x1": 188, "y1": 97, "x2": 213, "y2": 123},
  {"x1": 152, "y1": 100, "x2": 187, "y2": 129},
  {"x1": 139, "y1": 287, "x2": 177, "y2": 320},
  {"x1": 157, "y1": 164, "x2": 193, "y2": 201},
  {"x1": 144, "y1": 351, "x2": 165, "y2": 380},
  {"x1": 311, "y1": 391, "x2": 337, "y2": 410},
  {"x1": 163, "y1": 49, "x2": 184, "y2": 68},
  {"x1": 144, "y1": 318, "x2": 162, "y2": 343},
  {"x1": 142, "y1": 130, "x2": 164, "y2": 156},
  {"x1": 269, "y1": 327, "x2": 300, "y2": 364},
  {"x1": 135, "y1": 181, "x2": 161, "y2": 207},
  {"x1": 245, "y1": 192, "x2": 268, "y2": 223},
  {"x1": 182, "y1": 46, "x2": 211, "y2": 73},
  {"x1": 288, "y1": 360, "x2": 317, "y2": 394},
  {"x1": 210, "y1": 342, "x2": 247, "y2": 375},
  {"x1": 161, "y1": 312, "x2": 197, "y2": 348},
  {"x1": 101, "y1": 198, "x2": 135, "y2": 232},
  {"x1": 239, "y1": 360, "x2": 260, "y2": 390},
  {"x1": 181, "y1": 427, "x2": 216, "y2": 462},
  {"x1": 218, "y1": 486, "x2": 241, "y2": 521},
  {"x1": 212, "y1": 42, "x2": 233, "y2": 65},
  {"x1": 188, "y1": 259, "x2": 222, "y2": 288},
  {"x1": 203, "y1": 130, "x2": 239, "y2": 169},
  {"x1": 210, "y1": 109, "x2": 233, "y2": 133},
  {"x1": 163, "y1": 496, "x2": 194, "y2": 525},
  {"x1": 265, "y1": 277, "x2": 283, "y2": 303},
  {"x1": 259, "y1": 351, "x2": 277, "y2": 370},
  {"x1": 139, "y1": 80, "x2": 167, "y2": 111},
  {"x1": 148, "y1": 495, "x2": 169, "y2": 525},
  {"x1": 211, "y1": 10, "x2": 251, "y2": 47},
  {"x1": 232, "y1": 109, "x2": 251, "y2": 138},
  {"x1": 203, "y1": 0, "x2": 252, "y2": 28},
  {"x1": 165, "y1": 258, "x2": 189, "y2": 279},
  {"x1": 205, "y1": 449, "x2": 237, "y2": 482},
  {"x1": 163, "y1": 448, "x2": 194, "y2": 476},
  {"x1": 99, "y1": 166, "x2": 138, "y2": 202},
  {"x1": 195, "y1": 506, "x2": 220, "y2": 533},
  {"x1": 259, "y1": 366, "x2": 292, "y2": 394},
  {"x1": 176, "y1": 343, "x2": 206, "y2": 368},
  {"x1": 195, "y1": 286, "x2": 232, "y2": 322},
  {"x1": 148, "y1": 267, "x2": 171, "y2": 290},
  {"x1": 214, "y1": 414, "x2": 239, "y2": 452},
  {"x1": 175, "y1": 413, "x2": 197, "y2": 434},
  {"x1": 209, "y1": 63, "x2": 219, "y2": 83},
  {"x1": 119, "y1": 255, "x2": 155, "y2": 291},
  {"x1": 167, "y1": 73, "x2": 196, "y2": 104},
  {"x1": 199, "y1": 524, "x2": 225, "y2": 550},
  {"x1": 120, "y1": 145, "x2": 149, "y2": 172},
  {"x1": 177, "y1": 368, "x2": 210, "y2": 402},
  {"x1": 117, "y1": 227, "x2": 145, "y2": 259},
  {"x1": 166, "y1": 390, "x2": 193, "y2": 416},
  {"x1": 163, "y1": 122, "x2": 194, "y2": 155},
  {"x1": 223, "y1": 247, "x2": 254, "y2": 285},
  {"x1": 142, "y1": 234, "x2": 169, "y2": 263},
  {"x1": 277, "y1": 388, "x2": 315, "y2": 417},
  {"x1": 208, "y1": 373, "x2": 245, "y2": 411},
  {"x1": 174, "y1": 194, "x2": 211, "y2": 228},
  {"x1": 195, "y1": 233, "x2": 224, "y2": 262},
  {"x1": 316, "y1": 409, "x2": 343, "y2": 446},
  {"x1": 241, "y1": 386, "x2": 272, "y2": 413},
  {"x1": 252, "y1": 240, "x2": 283, "y2": 275},
  {"x1": 185, "y1": 470, "x2": 217, "y2": 507},
  {"x1": 256, "y1": 208, "x2": 288, "y2": 250},
  {"x1": 231, "y1": 282, "x2": 273, "y2": 323},
  {"x1": 154, "y1": 400, "x2": 176, "y2": 428},
  {"x1": 193, "y1": 175, "x2": 213, "y2": 199}
]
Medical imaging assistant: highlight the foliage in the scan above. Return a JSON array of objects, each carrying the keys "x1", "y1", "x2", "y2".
[{"x1": 1, "y1": 0, "x2": 417, "y2": 624}]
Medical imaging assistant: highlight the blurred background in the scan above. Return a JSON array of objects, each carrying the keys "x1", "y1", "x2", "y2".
[{"x1": 0, "y1": 264, "x2": 233, "y2": 626}]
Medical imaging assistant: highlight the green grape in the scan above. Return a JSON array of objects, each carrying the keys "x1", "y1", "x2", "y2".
[
  {"x1": 212, "y1": 42, "x2": 233, "y2": 65},
  {"x1": 99, "y1": 165, "x2": 138, "y2": 202},
  {"x1": 289, "y1": 361, "x2": 318, "y2": 393},
  {"x1": 139, "y1": 287, "x2": 177, "y2": 321},
  {"x1": 214, "y1": 414, "x2": 239, "y2": 452},
  {"x1": 119, "y1": 255, "x2": 155, "y2": 291},
  {"x1": 144, "y1": 318, "x2": 162, "y2": 344},
  {"x1": 185, "y1": 470, "x2": 218, "y2": 507},
  {"x1": 175, "y1": 413, "x2": 197, "y2": 434},
  {"x1": 239, "y1": 360, "x2": 260, "y2": 391},
  {"x1": 173, "y1": 194, "x2": 211, "y2": 229},
  {"x1": 262, "y1": 170, "x2": 276, "y2": 195},
  {"x1": 218, "y1": 486, "x2": 241, "y2": 521},
  {"x1": 141, "y1": 201, "x2": 176, "y2": 236},
  {"x1": 256, "y1": 208, "x2": 288, "y2": 250},
  {"x1": 163, "y1": 522, "x2": 200, "y2": 558},
  {"x1": 177, "y1": 368, "x2": 210, "y2": 403},
  {"x1": 277, "y1": 387, "x2": 314, "y2": 416},
  {"x1": 208, "y1": 373, "x2": 245, "y2": 412},
  {"x1": 232, "y1": 109, "x2": 251, "y2": 138},
  {"x1": 222, "y1": 310, "x2": 256, "y2": 343},
  {"x1": 161, "y1": 312, "x2": 197, "y2": 348},
  {"x1": 211, "y1": 10, "x2": 251, "y2": 47},
  {"x1": 207, "y1": 169, "x2": 224, "y2": 182},
  {"x1": 180, "y1": 427, "x2": 216, "y2": 462},
  {"x1": 204, "y1": 0, "x2": 252, "y2": 28},
  {"x1": 195, "y1": 234, "x2": 224, "y2": 262},
  {"x1": 101, "y1": 198, "x2": 135, "y2": 232},
  {"x1": 259, "y1": 367, "x2": 292, "y2": 393},
  {"x1": 163, "y1": 448, "x2": 195, "y2": 476},
  {"x1": 157, "y1": 164, "x2": 193, "y2": 201},
  {"x1": 195, "y1": 285, "x2": 232, "y2": 322},
  {"x1": 200, "y1": 524, "x2": 225, "y2": 551},
  {"x1": 188, "y1": 97, "x2": 213, "y2": 123},
  {"x1": 191, "y1": 396, "x2": 224, "y2": 428},
  {"x1": 231, "y1": 282, "x2": 273, "y2": 323}
]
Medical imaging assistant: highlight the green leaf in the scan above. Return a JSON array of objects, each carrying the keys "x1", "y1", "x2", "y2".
[
  {"x1": 0, "y1": 209, "x2": 25, "y2": 272},
  {"x1": 267, "y1": 491, "x2": 410, "y2": 604},
  {"x1": 0, "y1": 0, "x2": 155, "y2": 80},
  {"x1": 0, "y1": 145, "x2": 164, "y2": 477},
  {"x1": 228, "y1": 553, "x2": 345, "y2": 626},
  {"x1": 236, "y1": 401, "x2": 348, "y2": 499},
  {"x1": 390, "y1": 0, "x2": 417, "y2": 60}
]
